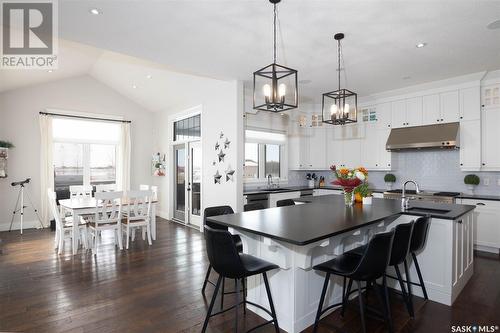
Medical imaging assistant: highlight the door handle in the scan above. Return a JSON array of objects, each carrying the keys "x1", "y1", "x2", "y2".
[{"x1": 476, "y1": 202, "x2": 485, "y2": 206}]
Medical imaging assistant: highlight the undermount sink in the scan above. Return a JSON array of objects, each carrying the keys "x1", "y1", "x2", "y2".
[{"x1": 406, "y1": 207, "x2": 451, "y2": 214}]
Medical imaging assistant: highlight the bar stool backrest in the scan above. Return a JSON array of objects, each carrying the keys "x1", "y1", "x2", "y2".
[
  {"x1": 354, "y1": 230, "x2": 395, "y2": 280},
  {"x1": 244, "y1": 203, "x2": 265, "y2": 211},
  {"x1": 389, "y1": 221, "x2": 415, "y2": 266},
  {"x1": 204, "y1": 225, "x2": 245, "y2": 279},
  {"x1": 203, "y1": 206, "x2": 234, "y2": 230},
  {"x1": 276, "y1": 199, "x2": 295, "y2": 207},
  {"x1": 410, "y1": 216, "x2": 431, "y2": 253}
]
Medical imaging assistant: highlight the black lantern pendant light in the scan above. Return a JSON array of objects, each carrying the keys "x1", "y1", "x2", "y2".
[
  {"x1": 322, "y1": 33, "x2": 357, "y2": 125},
  {"x1": 253, "y1": 0, "x2": 298, "y2": 113}
]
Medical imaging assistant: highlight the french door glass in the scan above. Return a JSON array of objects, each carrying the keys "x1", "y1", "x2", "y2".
[
  {"x1": 188, "y1": 141, "x2": 202, "y2": 226},
  {"x1": 174, "y1": 145, "x2": 186, "y2": 221}
]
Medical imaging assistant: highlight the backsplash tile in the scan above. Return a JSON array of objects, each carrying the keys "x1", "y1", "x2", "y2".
[{"x1": 289, "y1": 150, "x2": 500, "y2": 195}]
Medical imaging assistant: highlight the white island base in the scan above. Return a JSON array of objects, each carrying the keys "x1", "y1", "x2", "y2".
[{"x1": 232, "y1": 212, "x2": 475, "y2": 333}]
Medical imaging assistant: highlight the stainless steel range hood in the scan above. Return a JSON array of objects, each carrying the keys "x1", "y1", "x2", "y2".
[{"x1": 386, "y1": 122, "x2": 460, "y2": 151}]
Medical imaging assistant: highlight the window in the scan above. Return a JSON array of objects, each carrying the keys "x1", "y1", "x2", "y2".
[
  {"x1": 244, "y1": 143, "x2": 259, "y2": 179},
  {"x1": 244, "y1": 129, "x2": 286, "y2": 182},
  {"x1": 52, "y1": 117, "x2": 120, "y2": 197},
  {"x1": 174, "y1": 114, "x2": 201, "y2": 141}
]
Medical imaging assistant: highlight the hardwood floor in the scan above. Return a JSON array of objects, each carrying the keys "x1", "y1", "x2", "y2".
[{"x1": 0, "y1": 220, "x2": 498, "y2": 333}]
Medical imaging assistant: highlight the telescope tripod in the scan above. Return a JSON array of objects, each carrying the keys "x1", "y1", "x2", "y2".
[{"x1": 9, "y1": 184, "x2": 44, "y2": 234}]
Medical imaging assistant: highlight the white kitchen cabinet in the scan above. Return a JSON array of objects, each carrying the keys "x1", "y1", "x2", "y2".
[
  {"x1": 391, "y1": 100, "x2": 407, "y2": 128},
  {"x1": 392, "y1": 98, "x2": 423, "y2": 128},
  {"x1": 440, "y1": 90, "x2": 460, "y2": 123},
  {"x1": 481, "y1": 107, "x2": 500, "y2": 170},
  {"x1": 481, "y1": 84, "x2": 500, "y2": 109},
  {"x1": 376, "y1": 102, "x2": 392, "y2": 129},
  {"x1": 459, "y1": 120, "x2": 481, "y2": 171},
  {"x1": 361, "y1": 124, "x2": 378, "y2": 170},
  {"x1": 308, "y1": 128, "x2": 327, "y2": 169},
  {"x1": 459, "y1": 86, "x2": 480, "y2": 121},
  {"x1": 269, "y1": 191, "x2": 301, "y2": 207},
  {"x1": 422, "y1": 94, "x2": 441, "y2": 125},
  {"x1": 288, "y1": 133, "x2": 302, "y2": 169},
  {"x1": 376, "y1": 128, "x2": 392, "y2": 170},
  {"x1": 326, "y1": 129, "x2": 343, "y2": 167},
  {"x1": 342, "y1": 139, "x2": 361, "y2": 168},
  {"x1": 460, "y1": 198, "x2": 500, "y2": 253}
]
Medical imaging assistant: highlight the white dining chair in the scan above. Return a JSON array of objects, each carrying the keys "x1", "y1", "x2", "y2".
[
  {"x1": 95, "y1": 184, "x2": 116, "y2": 193},
  {"x1": 87, "y1": 191, "x2": 124, "y2": 255},
  {"x1": 140, "y1": 184, "x2": 158, "y2": 201},
  {"x1": 122, "y1": 190, "x2": 153, "y2": 249},
  {"x1": 69, "y1": 185, "x2": 93, "y2": 198},
  {"x1": 48, "y1": 189, "x2": 88, "y2": 254}
]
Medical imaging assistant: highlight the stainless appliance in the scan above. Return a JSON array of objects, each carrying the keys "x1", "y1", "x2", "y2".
[
  {"x1": 386, "y1": 122, "x2": 460, "y2": 151},
  {"x1": 245, "y1": 193, "x2": 270, "y2": 208},
  {"x1": 383, "y1": 189, "x2": 460, "y2": 204}
]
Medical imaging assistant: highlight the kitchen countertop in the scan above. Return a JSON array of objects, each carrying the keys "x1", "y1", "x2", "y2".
[
  {"x1": 208, "y1": 195, "x2": 476, "y2": 246},
  {"x1": 457, "y1": 193, "x2": 500, "y2": 201},
  {"x1": 244, "y1": 185, "x2": 386, "y2": 195}
]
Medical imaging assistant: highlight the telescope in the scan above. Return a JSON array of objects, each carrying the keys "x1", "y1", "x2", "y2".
[{"x1": 11, "y1": 178, "x2": 31, "y2": 187}]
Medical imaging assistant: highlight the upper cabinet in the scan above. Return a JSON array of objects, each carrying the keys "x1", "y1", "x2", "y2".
[
  {"x1": 440, "y1": 90, "x2": 460, "y2": 123},
  {"x1": 391, "y1": 97, "x2": 423, "y2": 128},
  {"x1": 481, "y1": 107, "x2": 500, "y2": 170},
  {"x1": 460, "y1": 87, "x2": 480, "y2": 121},
  {"x1": 422, "y1": 94, "x2": 440, "y2": 125},
  {"x1": 376, "y1": 102, "x2": 392, "y2": 129}
]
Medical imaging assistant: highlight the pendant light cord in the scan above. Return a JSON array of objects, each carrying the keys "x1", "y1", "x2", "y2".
[
  {"x1": 338, "y1": 38, "x2": 341, "y2": 92},
  {"x1": 273, "y1": 3, "x2": 277, "y2": 64}
]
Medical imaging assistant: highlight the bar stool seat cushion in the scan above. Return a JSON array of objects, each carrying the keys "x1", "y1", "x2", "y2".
[
  {"x1": 313, "y1": 253, "x2": 361, "y2": 276},
  {"x1": 240, "y1": 254, "x2": 279, "y2": 276},
  {"x1": 345, "y1": 245, "x2": 366, "y2": 257}
]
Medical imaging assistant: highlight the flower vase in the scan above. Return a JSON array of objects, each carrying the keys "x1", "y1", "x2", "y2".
[{"x1": 343, "y1": 189, "x2": 354, "y2": 207}]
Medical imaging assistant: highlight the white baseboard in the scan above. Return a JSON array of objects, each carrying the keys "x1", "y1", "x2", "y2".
[
  {"x1": 475, "y1": 244, "x2": 500, "y2": 254},
  {"x1": 157, "y1": 210, "x2": 170, "y2": 220},
  {"x1": 0, "y1": 220, "x2": 47, "y2": 232}
]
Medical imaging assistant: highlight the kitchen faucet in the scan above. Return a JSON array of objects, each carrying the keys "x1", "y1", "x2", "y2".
[{"x1": 402, "y1": 180, "x2": 420, "y2": 209}]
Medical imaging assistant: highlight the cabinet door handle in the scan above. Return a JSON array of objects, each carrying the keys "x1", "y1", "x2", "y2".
[
  {"x1": 456, "y1": 219, "x2": 463, "y2": 224},
  {"x1": 441, "y1": 118, "x2": 444, "y2": 121},
  {"x1": 476, "y1": 203, "x2": 485, "y2": 206}
]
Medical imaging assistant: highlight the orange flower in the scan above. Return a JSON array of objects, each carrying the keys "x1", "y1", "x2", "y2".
[
  {"x1": 357, "y1": 167, "x2": 368, "y2": 176},
  {"x1": 339, "y1": 168, "x2": 349, "y2": 176}
]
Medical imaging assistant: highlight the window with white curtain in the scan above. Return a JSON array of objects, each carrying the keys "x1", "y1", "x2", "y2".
[
  {"x1": 244, "y1": 129, "x2": 287, "y2": 182},
  {"x1": 52, "y1": 118, "x2": 120, "y2": 194}
]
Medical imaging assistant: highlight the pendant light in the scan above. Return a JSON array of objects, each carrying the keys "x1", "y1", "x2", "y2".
[
  {"x1": 253, "y1": 0, "x2": 298, "y2": 113},
  {"x1": 322, "y1": 33, "x2": 357, "y2": 125}
]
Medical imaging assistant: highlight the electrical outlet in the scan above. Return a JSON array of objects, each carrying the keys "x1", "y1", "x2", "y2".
[{"x1": 484, "y1": 178, "x2": 490, "y2": 186}]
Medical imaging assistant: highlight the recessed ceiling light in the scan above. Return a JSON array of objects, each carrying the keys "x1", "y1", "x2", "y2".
[
  {"x1": 146, "y1": 74, "x2": 152, "y2": 79},
  {"x1": 47, "y1": 70, "x2": 53, "y2": 73},
  {"x1": 132, "y1": 84, "x2": 137, "y2": 89},
  {"x1": 416, "y1": 42, "x2": 427, "y2": 48},
  {"x1": 487, "y1": 19, "x2": 500, "y2": 30},
  {"x1": 89, "y1": 8, "x2": 101, "y2": 15}
]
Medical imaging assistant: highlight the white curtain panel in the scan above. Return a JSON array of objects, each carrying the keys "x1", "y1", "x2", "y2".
[
  {"x1": 117, "y1": 122, "x2": 131, "y2": 191},
  {"x1": 39, "y1": 114, "x2": 53, "y2": 227}
]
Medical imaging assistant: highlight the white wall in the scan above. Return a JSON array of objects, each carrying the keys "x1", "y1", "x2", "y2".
[
  {"x1": 153, "y1": 77, "x2": 244, "y2": 222},
  {"x1": 0, "y1": 75, "x2": 154, "y2": 230}
]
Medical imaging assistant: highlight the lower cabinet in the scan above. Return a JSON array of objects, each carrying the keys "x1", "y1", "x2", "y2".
[
  {"x1": 269, "y1": 191, "x2": 301, "y2": 207},
  {"x1": 460, "y1": 198, "x2": 500, "y2": 253},
  {"x1": 313, "y1": 189, "x2": 342, "y2": 196}
]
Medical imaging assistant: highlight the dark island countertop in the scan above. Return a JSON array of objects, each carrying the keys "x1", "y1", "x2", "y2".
[{"x1": 208, "y1": 196, "x2": 475, "y2": 246}]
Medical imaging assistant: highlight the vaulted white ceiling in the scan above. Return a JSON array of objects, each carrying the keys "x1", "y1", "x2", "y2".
[{"x1": 57, "y1": 0, "x2": 500, "y2": 102}]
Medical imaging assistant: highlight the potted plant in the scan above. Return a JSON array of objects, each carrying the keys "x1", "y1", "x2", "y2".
[
  {"x1": 384, "y1": 173, "x2": 396, "y2": 190},
  {"x1": 355, "y1": 183, "x2": 373, "y2": 205},
  {"x1": 464, "y1": 174, "x2": 480, "y2": 195}
]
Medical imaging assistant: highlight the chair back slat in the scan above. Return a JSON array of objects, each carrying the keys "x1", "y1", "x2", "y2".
[
  {"x1": 94, "y1": 191, "x2": 123, "y2": 225},
  {"x1": 126, "y1": 190, "x2": 152, "y2": 221},
  {"x1": 47, "y1": 189, "x2": 63, "y2": 230},
  {"x1": 69, "y1": 185, "x2": 93, "y2": 198}
]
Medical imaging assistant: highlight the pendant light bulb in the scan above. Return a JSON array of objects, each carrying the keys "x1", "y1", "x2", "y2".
[
  {"x1": 344, "y1": 103, "x2": 350, "y2": 117},
  {"x1": 330, "y1": 104, "x2": 337, "y2": 116},
  {"x1": 263, "y1": 84, "x2": 271, "y2": 98},
  {"x1": 278, "y1": 83, "x2": 286, "y2": 97}
]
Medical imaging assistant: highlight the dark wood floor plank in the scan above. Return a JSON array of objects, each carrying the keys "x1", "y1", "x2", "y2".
[{"x1": 1, "y1": 220, "x2": 499, "y2": 333}]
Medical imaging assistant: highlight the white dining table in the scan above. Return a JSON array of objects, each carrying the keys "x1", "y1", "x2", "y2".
[{"x1": 59, "y1": 197, "x2": 157, "y2": 255}]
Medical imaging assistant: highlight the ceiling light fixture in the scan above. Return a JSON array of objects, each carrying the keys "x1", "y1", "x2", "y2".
[
  {"x1": 89, "y1": 8, "x2": 101, "y2": 15},
  {"x1": 253, "y1": 0, "x2": 298, "y2": 113},
  {"x1": 47, "y1": 70, "x2": 53, "y2": 73},
  {"x1": 132, "y1": 84, "x2": 137, "y2": 89},
  {"x1": 321, "y1": 33, "x2": 357, "y2": 126},
  {"x1": 416, "y1": 42, "x2": 427, "y2": 48},
  {"x1": 146, "y1": 74, "x2": 152, "y2": 79}
]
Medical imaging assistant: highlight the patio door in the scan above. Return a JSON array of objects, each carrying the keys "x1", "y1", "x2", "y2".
[{"x1": 173, "y1": 141, "x2": 202, "y2": 227}]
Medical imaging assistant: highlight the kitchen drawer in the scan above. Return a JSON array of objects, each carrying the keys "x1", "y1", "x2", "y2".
[
  {"x1": 460, "y1": 198, "x2": 500, "y2": 252},
  {"x1": 313, "y1": 189, "x2": 342, "y2": 196}
]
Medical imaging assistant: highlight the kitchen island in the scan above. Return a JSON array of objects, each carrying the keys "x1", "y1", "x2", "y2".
[{"x1": 208, "y1": 195, "x2": 476, "y2": 333}]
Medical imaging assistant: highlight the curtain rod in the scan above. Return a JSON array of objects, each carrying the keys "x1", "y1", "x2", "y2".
[{"x1": 39, "y1": 111, "x2": 132, "y2": 123}]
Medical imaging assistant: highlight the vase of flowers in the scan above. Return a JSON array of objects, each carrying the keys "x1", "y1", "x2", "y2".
[{"x1": 331, "y1": 165, "x2": 365, "y2": 206}]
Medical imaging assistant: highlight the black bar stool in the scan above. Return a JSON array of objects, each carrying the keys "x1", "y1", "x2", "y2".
[
  {"x1": 202, "y1": 225, "x2": 280, "y2": 333},
  {"x1": 312, "y1": 230, "x2": 395, "y2": 333},
  {"x1": 347, "y1": 221, "x2": 415, "y2": 317},
  {"x1": 244, "y1": 203, "x2": 265, "y2": 211},
  {"x1": 201, "y1": 206, "x2": 243, "y2": 310},
  {"x1": 276, "y1": 199, "x2": 295, "y2": 207},
  {"x1": 408, "y1": 216, "x2": 431, "y2": 303}
]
